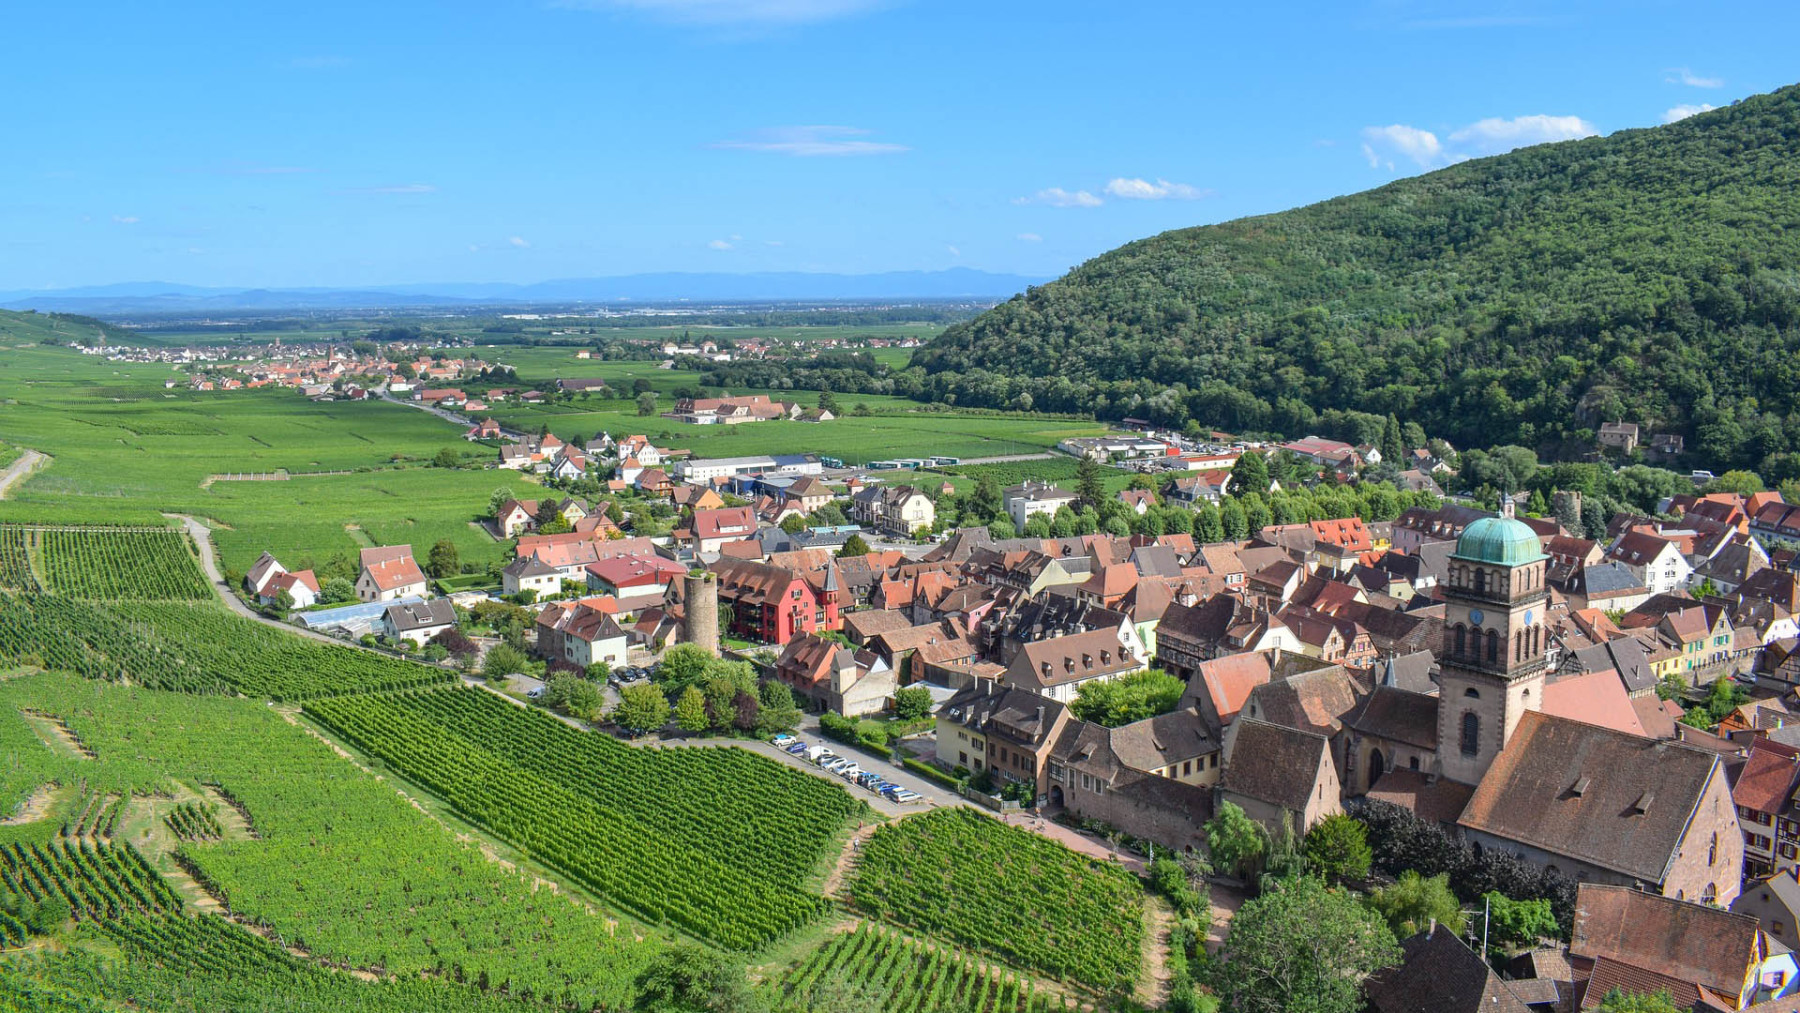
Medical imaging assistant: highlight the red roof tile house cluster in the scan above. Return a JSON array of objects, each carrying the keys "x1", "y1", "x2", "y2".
[
  {"x1": 708, "y1": 558, "x2": 839, "y2": 646},
  {"x1": 354, "y1": 545, "x2": 427, "y2": 603}
]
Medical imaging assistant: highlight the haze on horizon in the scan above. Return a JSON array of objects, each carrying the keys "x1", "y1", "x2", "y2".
[{"x1": 3, "y1": 0, "x2": 1795, "y2": 292}]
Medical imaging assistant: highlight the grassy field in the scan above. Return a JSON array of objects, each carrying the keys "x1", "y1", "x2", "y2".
[{"x1": 0, "y1": 316, "x2": 1103, "y2": 567}]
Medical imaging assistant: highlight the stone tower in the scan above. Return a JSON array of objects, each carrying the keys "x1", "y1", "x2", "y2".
[
  {"x1": 1435, "y1": 502, "x2": 1550, "y2": 785},
  {"x1": 684, "y1": 570, "x2": 719, "y2": 657}
]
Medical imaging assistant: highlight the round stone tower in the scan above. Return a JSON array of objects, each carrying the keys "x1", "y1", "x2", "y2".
[{"x1": 684, "y1": 571, "x2": 719, "y2": 657}]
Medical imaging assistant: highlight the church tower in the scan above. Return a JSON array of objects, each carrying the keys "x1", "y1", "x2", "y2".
[{"x1": 1435, "y1": 502, "x2": 1550, "y2": 785}]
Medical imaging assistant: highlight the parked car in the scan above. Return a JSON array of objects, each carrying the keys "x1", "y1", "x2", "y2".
[
  {"x1": 838, "y1": 764, "x2": 862, "y2": 779},
  {"x1": 526, "y1": 687, "x2": 544, "y2": 699},
  {"x1": 770, "y1": 734, "x2": 796, "y2": 747},
  {"x1": 785, "y1": 742, "x2": 809, "y2": 755}
]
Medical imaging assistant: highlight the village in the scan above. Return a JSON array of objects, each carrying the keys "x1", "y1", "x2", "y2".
[{"x1": 227, "y1": 386, "x2": 1800, "y2": 1012}]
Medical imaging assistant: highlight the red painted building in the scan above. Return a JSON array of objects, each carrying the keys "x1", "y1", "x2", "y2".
[{"x1": 708, "y1": 558, "x2": 841, "y2": 645}]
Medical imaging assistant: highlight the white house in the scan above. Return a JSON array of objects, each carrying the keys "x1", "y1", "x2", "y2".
[
  {"x1": 355, "y1": 546, "x2": 428, "y2": 603},
  {"x1": 260, "y1": 570, "x2": 319, "y2": 609},
  {"x1": 1608, "y1": 532, "x2": 1694, "y2": 595},
  {"x1": 381, "y1": 598, "x2": 458, "y2": 647},
  {"x1": 1005, "y1": 481, "x2": 1080, "y2": 530},
  {"x1": 245, "y1": 552, "x2": 287, "y2": 596},
  {"x1": 503, "y1": 555, "x2": 563, "y2": 598},
  {"x1": 560, "y1": 608, "x2": 629, "y2": 671}
]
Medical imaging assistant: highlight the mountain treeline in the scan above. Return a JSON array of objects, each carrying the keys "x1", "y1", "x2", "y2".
[{"x1": 913, "y1": 85, "x2": 1800, "y2": 475}]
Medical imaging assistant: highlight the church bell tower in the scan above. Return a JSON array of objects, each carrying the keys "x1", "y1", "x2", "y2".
[{"x1": 1435, "y1": 502, "x2": 1550, "y2": 785}]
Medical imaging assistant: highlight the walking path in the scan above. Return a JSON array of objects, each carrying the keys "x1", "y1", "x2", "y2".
[{"x1": 0, "y1": 449, "x2": 48, "y2": 499}]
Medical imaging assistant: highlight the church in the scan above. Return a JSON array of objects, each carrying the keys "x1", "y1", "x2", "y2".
[{"x1": 1351, "y1": 507, "x2": 1744, "y2": 905}]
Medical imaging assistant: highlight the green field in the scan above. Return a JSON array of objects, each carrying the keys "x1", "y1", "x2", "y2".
[{"x1": 0, "y1": 323, "x2": 1109, "y2": 569}]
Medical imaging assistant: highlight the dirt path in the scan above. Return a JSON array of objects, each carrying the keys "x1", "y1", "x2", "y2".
[
  {"x1": 821, "y1": 823, "x2": 885, "y2": 900},
  {"x1": 20, "y1": 709, "x2": 96, "y2": 759},
  {"x1": 0, "y1": 785, "x2": 59, "y2": 825},
  {"x1": 0, "y1": 449, "x2": 48, "y2": 499},
  {"x1": 1137, "y1": 895, "x2": 1176, "y2": 1007}
]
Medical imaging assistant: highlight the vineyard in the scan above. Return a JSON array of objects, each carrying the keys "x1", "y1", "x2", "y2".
[
  {"x1": 34, "y1": 528, "x2": 213, "y2": 600},
  {"x1": 164, "y1": 800, "x2": 223, "y2": 842},
  {"x1": 0, "y1": 674, "x2": 656, "y2": 1007},
  {"x1": 848, "y1": 808, "x2": 1145, "y2": 993},
  {"x1": 307, "y1": 689, "x2": 861, "y2": 950},
  {"x1": 0, "y1": 593, "x2": 455, "y2": 700},
  {"x1": 780, "y1": 925, "x2": 1075, "y2": 1013},
  {"x1": 0, "y1": 834, "x2": 547, "y2": 1012},
  {"x1": 0, "y1": 528, "x2": 36, "y2": 592}
]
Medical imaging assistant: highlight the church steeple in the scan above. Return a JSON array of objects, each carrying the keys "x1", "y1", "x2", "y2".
[{"x1": 1434, "y1": 514, "x2": 1550, "y2": 785}]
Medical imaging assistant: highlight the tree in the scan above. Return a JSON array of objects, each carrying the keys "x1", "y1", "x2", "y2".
[
  {"x1": 1594, "y1": 989, "x2": 1683, "y2": 1013},
  {"x1": 1076, "y1": 456, "x2": 1106, "y2": 506},
  {"x1": 1023, "y1": 514, "x2": 1052, "y2": 539},
  {"x1": 1214, "y1": 876, "x2": 1401, "y2": 1013},
  {"x1": 1069, "y1": 669, "x2": 1184, "y2": 727},
  {"x1": 546, "y1": 674, "x2": 604, "y2": 721},
  {"x1": 674, "y1": 686, "x2": 709, "y2": 733},
  {"x1": 637, "y1": 392, "x2": 658, "y2": 416},
  {"x1": 482, "y1": 642, "x2": 530, "y2": 679},
  {"x1": 427, "y1": 539, "x2": 460, "y2": 579},
  {"x1": 1302, "y1": 814, "x2": 1372, "y2": 884},
  {"x1": 1482, "y1": 891, "x2": 1559, "y2": 949},
  {"x1": 731, "y1": 690, "x2": 760, "y2": 731},
  {"x1": 317, "y1": 576, "x2": 356, "y2": 604},
  {"x1": 433, "y1": 446, "x2": 460, "y2": 469},
  {"x1": 1707, "y1": 470, "x2": 1764, "y2": 495},
  {"x1": 969, "y1": 473, "x2": 1003, "y2": 523},
  {"x1": 838, "y1": 534, "x2": 871, "y2": 558},
  {"x1": 1380, "y1": 414, "x2": 1404, "y2": 466},
  {"x1": 817, "y1": 390, "x2": 841, "y2": 415},
  {"x1": 271, "y1": 588, "x2": 295, "y2": 617},
  {"x1": 632, "y1": 944, "x2": 765, "y2": 1013},
  {"x1": 756, "y1": 681, "x2": 802, "y2": 734},
  {"x1": 585, "y1": 661, "x2": 611, "y2": 681},
  {"x1": 779, "y1": 513, "x2": 807, "y2": 535},
  {"x1": 892, "y1": 685, "x2": 933, "y2": 721},
  {"x1": 657, "y1": 644, "x2": 717, "y2": 695},
  {"x1": 488, "y1": 487, "x2": 516, "y2": 517},
  {"x1": 1148, "y1": 856, "x2": 1204, "y2": 917},
  {"x1": 613, "y1": 683, "x2": 671, "y2": 736},
  {"x1": 1231, "y1": 451, "x2": 1270, "y2": 496},
  {"x1": 852, "y1": 402, "x2": 872, "y2": 417},
  {"x1": 631, "y1": 378, "x2": 653, "y2": 396},
  {"x1": 1205, "y1": 801, "x2": 1267, "y2": 881},
  {"x1": 1366, "y1": 870, "x2": 1466, "y2": 938}
]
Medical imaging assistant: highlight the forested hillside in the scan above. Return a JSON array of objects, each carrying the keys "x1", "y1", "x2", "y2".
[
  {"x1": 0, "y1": 308, "x2": 134, "y2": 347},
  {"x1": 914, "y1": 84, "x2": 1800, "y2": 473}
]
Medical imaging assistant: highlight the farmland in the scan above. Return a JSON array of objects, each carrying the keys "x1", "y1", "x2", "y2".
[
  {"x1": 781, "y1": 925, "x2": 1075, "y2": 1013},
  {"x1": 849, "y1": 808, "x2": 1146, "y2": 993},
  {"x1": 0, "y1": 591, "x2": 456, "y2": 699},
  {"x1": 306, "y1": 688, "x2": 863, "y2": 949},
  {"x1": 0, "y1": 673, "x2": 657, "y2": 1007},
  {"x1": 35, "y1": 528, "x2": 212, "y2": 600}
]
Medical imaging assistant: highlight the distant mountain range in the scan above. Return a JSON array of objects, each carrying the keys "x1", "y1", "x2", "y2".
[{"x1": 0, "y1": 269, "x2": 1047, "y2": 314}]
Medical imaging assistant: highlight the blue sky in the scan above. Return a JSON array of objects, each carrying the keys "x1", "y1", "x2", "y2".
[{"x1": 3, "y1": 0, "x2": 1796, "y2": 289}]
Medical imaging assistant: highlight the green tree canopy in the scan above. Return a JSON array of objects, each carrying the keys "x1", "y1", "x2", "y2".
[
  {"x1": 1214, "y1": 875, "x2": 1402, "y2": 1013},
  {"x1": 1365, "y1": 870, "x2": 1466, "y2": 939},
  {"x1": 1068, "y1": 669, "x2": 1184, "y2": 727},
  {"x1": 1301, "y1": 813, "x2": 1372, "y2": 884}
]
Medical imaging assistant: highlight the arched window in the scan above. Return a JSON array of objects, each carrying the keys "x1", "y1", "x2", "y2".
[
  {"x1": 1460, "y1": 711, "x2": 1480, "y2": 757},
  {"x1": 1515, "y1": 629, "x2": 1524, "y2": 662},
  {"x1": 1486, "y1": 629, "x2": 1499, "y2": 663},
  {"x1": 1474, "y1": 569, "x2": 1487, "y2": 594},
  {"x1": 1708, "y1": 833, "x2": 1718, "y2": 866},
  {"x1": 1702, "y1": 883, "x2": 1718, "y2": 904},
  {"x1": 1464, "y1": 687, "x2": 1480, "y2": 698},
  {"x1": 1454, "y1": 624, "x2": 1466, "y2": 657}
]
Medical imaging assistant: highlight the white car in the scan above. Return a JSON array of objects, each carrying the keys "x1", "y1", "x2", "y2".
[{"x1": 837, "y1": 764, "x2": 863, "y2": 779}]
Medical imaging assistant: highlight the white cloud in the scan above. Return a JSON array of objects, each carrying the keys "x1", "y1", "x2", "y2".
[
  {"x1": 1448, "y1": 114, "x2": 1598, "y2": 153},
  {"x1": 1361, "y1": 114, "x2": 1596, "y2": 172},
  {"x1": 1015, "y1": 187, "x2": 1103, "y2": 208},
  {"x1": 340, "y1": 183, "x2": 437, "y2": 195},
  {"x1": 554, "y1": 0, "x2": 886, "y2": 25},
  {"x1": 111, "y1": 215, "x2": 140, "y2": 225},
  {"x1": 946, "y1": 245, "x2": 960, "y2": 257},
  {"x1": 1016, "y1": 233, "x2": 1042, "y2": 242},
  {"x1": 708, "y1": 239, "x2": 733, "y2": 250},
  {"x1": 508, "y1": 236, "x2": 530, "y2": 248},
  {"x1": 1663, "y1": 103, "x2": 1717, "y2": 124},
  {"x1": 1360, "y1": 124, "x2": 1442, "y2": 169},
  {"x1": 1103, "y1": 177, "x2": 1210, "y2": 201},
  {"x1": 1666, "y1": 67, "x2": 1723, "y2": 88},
  {"x1": 711, "y1": 125, "x2": 907, "y2": 157}
]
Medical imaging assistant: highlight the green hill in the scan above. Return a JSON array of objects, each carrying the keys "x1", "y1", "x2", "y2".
[
  {"x1": 915, "y1": 84, "x2": 1800, "y2": 473},
  {"x1": 0, "y1": 308, "x2": 135, "y2": 347}
]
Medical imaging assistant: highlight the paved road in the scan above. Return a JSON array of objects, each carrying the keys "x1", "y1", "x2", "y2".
[
  {"x1": 0, "y1": 449, "x2": 48, "y2": 499},
  {"x1": 379, "y1": 391, "x2": 524, "y2": 440},
  {"x1": 952, "y1": 452, "x2": 1056, "y2": 466}
]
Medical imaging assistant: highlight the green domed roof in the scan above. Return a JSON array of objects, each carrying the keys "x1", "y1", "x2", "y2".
[{"x1": 1452, "y1": 516, "x2": 1546, "y2": 566}]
